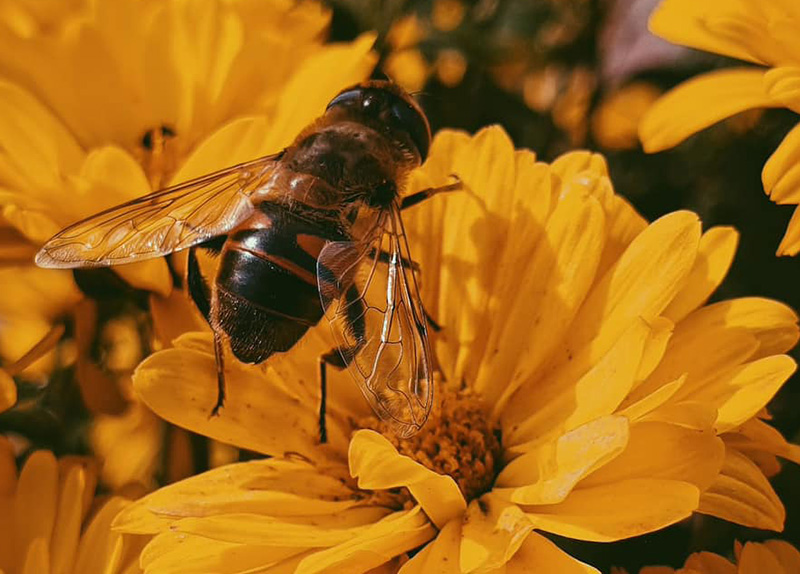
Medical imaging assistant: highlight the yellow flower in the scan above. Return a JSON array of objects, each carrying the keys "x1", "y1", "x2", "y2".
[
  {"x1": 0, "y1": 437, "x2": 144, "y2": 574},
  {"x1": 592, "y1": 82, "x2": 662, "y2": 150},
  {"x1": 634, "y1": 539, "x2": 800, "y2": 574},
  {"x1": 0, "y1": 0, "x2": 375, "y2": 487},
  {"x1": 112, "y1": 126, "x2": 799, "y2": 572},
  {"x1": 639, "y1": 0, "x2": 800, "y2": 255}
]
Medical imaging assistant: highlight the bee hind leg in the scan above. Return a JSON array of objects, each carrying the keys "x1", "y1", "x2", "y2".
[
  {"x1": 211, "y1": 331, "x2": 226, "y2": 417},
  {"x1": 186, "y1": 246, "x2": 227, "y2": 417}
]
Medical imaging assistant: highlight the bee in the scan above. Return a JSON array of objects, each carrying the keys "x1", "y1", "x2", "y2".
[{"x1": 35, "y1": 80, "x2": 458, "y2": 439}]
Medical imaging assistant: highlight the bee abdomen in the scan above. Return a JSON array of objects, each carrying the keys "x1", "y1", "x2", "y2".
[{"x1": 213, "y1": 203, "x2": 342, "y2": 364}]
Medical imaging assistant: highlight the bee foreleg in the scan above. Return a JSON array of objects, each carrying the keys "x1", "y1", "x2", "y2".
[{"x1": 400, "y1": 177, "x2": 462, "y2": 210}]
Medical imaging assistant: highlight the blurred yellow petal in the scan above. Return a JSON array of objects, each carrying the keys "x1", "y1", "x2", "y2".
[
  {"x1": 698, "y1": 448, "x2": 784, "y2": 530},
  {"x1": 384, "y1": 49, "x2": 429, "y2": 93},
  {"x1": 459, "y1": 494, "x2": 534, "y2": 573},
  {"x1": 526, "y1": 479, "x2": 699, "y2": 542},
  {"x1": 777, "y1": 204, "x2": 800, "y2": 255},
  {"x1": 51, "y1": 465, "x2": 84, "y2": 574},
  {"x1": 764, "y1": 66, "x2": 800, "y2": 114},
  {"x1": 739, "y1": 541, "x2": 784, "y2": 574},
  {"x1": 14, "y1": 450, "x2": 58, "y2": 564},
  {"x1": 762, "y1": 540, "x2": 800, "y2": 573},
  {"x1": 763, "y1": 122, "x2": 800, "y2": 204},
  {"x1": 21, "y1": 537, "x2": 50, "y2": 574},
  {"x1": 663, "y1": 227, "x2": 739, "y2": 322},
  {"x1": 592, "y1": 82, "x2": 662, "y2": 150},
  {"x1": 640, "y1": 69, "x2": 776, "y2": 153},
  {"x1": 683, "y1": 552, "x2": 736, "y2": 574},
  {"x1": 0, "y1": 368, "x2": 16, "y2": 412},
  {"x1": 260, "y1": 33, "x2": 377, "y2": 154},
  {"x1": 349, "y1": 430, "x2": 465, "y2": 529}
]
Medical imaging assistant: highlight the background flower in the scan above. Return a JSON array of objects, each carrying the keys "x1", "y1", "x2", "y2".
[{"x1": 639, "y1": 0, "x2": 800, "y2": 255}]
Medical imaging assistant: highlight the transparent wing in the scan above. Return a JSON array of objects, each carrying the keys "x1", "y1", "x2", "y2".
[
  {"x1": 35, "y1": 154, "x2": 283, "y2": 268},
  {"x1": 317, "y1": 204, "x2": 433, "y2": 437}
]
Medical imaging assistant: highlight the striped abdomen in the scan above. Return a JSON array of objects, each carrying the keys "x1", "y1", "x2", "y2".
[{"x1": 212, "y1": 202, "x2": 343, "y2": 364}]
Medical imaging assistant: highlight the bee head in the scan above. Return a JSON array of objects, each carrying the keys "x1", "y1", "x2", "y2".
[{"x1": 326, "y1": 81, "x2": 432, "y2": 163}]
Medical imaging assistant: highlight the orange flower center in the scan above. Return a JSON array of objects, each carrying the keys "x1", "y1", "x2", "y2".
[{"x1": 363, "y1": 387, "x2": 503, "y2": 502}]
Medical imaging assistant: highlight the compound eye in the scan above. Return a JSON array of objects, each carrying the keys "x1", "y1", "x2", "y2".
[
  {"x1": 326, "y1": 87, "x2": 363, "y2": 111},
  {"x1": 390, "y1": 100, "x2": 431, "y2": 162}
]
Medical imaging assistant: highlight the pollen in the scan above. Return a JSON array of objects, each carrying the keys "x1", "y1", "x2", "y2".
[{"x1": 362, "y1": 386, "x2": 503, "y2": 502}]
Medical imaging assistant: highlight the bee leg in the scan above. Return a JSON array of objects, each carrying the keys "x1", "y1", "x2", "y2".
[
  {"x1": 400, "y1": 178, "x2": 462, "y2": 210},
  {"x1": 186, "y1": 246, "x2": 227, "y2": 417},
  {"x1": 211, "y1": 331, "x2": 226, "y2": 417},
  {"x1": 317, "y1": 286, "x2": 366, "y2": 443}
]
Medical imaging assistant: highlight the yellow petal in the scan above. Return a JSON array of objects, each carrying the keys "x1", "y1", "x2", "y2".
[
  {"x1": 0, "y1": 368, "x2": 16, "y2": 412},
  {"x1": 698, "y1": 448, "x2": 784, "y2": 531},
  {"x1": 648, "y1": 0, "x2": 769, "y2": 65},
  {"x1": 0, "y1": 79, "x2": 84, "y2": 192},
  {"x1": 764, "y1": 66, "x2": 800, "y2": 114},
  {"x1": 777, "y1": 204, "x2": 800, "y2": 256},
  {"x1": 459, "y1": 494, "x2": 534, "y2": 573},
  {"x1": 683, "y1": 551, "x2": 736, "y2": 574},
  {"x1": 618, "y1": 375, "x2": 686, "y2": 422},
  {"x1": 486, "y1": 182, "x2": 605, "y2": 417},
  {"x1": 662, "y1": 227, "x2": 739, "y2": 322},
  {"x1": 526, "y1": 478, "x2": 699, "y2": 542},
  {"x1": 295, "y1": 507, "x2": 435, "y2": 574},
  {"x1": 50, "y1": 465, "x2": 85, "y2": 574},
  {"x1": 398, "y1": 520, "x2": 461, "y2": 574},
  {"x1": 496, "y1": 416, "x2": 629, "y2": 505},
  {"x1": 261, "y1": 33, "x2": 378, "y2": 153},
  {"x1": 133, "y1": 339, "x2": 345, "y2": 461},
  {"x1": 578, "y1": 422, "x2": 724, "y2": 493},
  {"x1": 712, "y1": 355, "x2": 796, "y2": 433},
  {"x1": 113, "y1": 459, "x2": 357, "y2": 535},
  {"x1": 739, "y1": 541, "x2": 784, "y2": 574},
  {"x1": 140, "y1": 529, "x2": 305, "y2": 574},
  {"x1": 561, "y1": 210, "x2": 700, "y2": 376},
  {"x1": 505, "y1": 317, "x2": 652, "y2": 446},
  {"x1": 73, "y1": 497, "x2": 134, "y2": 574},
  {"x1": 640, "y1": 69, "x2": 775, "y2": 153},
  {"x1": 14, "y1": 451, "x2": 58, "y2": 567},
  {"x1": 348, "y1": 430, "x2": 465, "y2": 529},
  {"x1": 763, "y1": 122, "x2": 800, "y2": 205},
  {"x1": 724, "y1": 418, "x2": 800, "y2": 466},
  {"x1": 505, "y1": 532, "x2": 599, "y2": 574},
  {"x1": 22, "y1": 537, "x2": 50, "y2": 574},
  {"x1": 173, "y1": 507, "x2": 391, "y2": 546},
  {"x1": 640, "y1": 401, "x2": 718, "y2": 431},
  {"x1": 763, "y1": 540, "x2": 800, "y2": 573}
]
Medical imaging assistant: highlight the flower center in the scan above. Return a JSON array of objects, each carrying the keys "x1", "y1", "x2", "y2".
[
  {"x1": 136, "y1": 125, "x2": 179, "y2": 190},
  {"x1": 362, "y1": 386, "x2": 503, "y2": 502}
]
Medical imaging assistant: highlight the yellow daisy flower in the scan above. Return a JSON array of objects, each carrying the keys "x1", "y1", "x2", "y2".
[
  {"x1": 0, "y1": 0, "x2": 375, "y2": 486},
  {"x1": 639, "y1": 0, "x2": 800, "y2": 255},
  {"x1": 629, "y1": 539, "x2": 800, "y2": 574},
  {"x1": 0, "y1": 437, "x2": 144, "y2": 574},
  {"x1": 112, "y1": 126, "x2": 799, "y2": 572}
]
